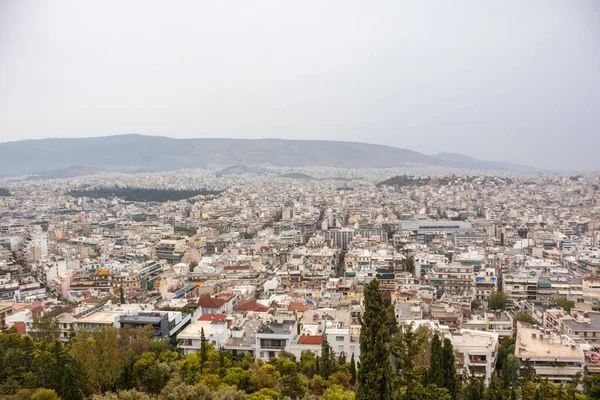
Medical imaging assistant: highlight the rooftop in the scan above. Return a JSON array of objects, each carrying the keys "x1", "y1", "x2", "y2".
[{"x1": 515, "y1": 327, "x2": 584, "y2": 361}]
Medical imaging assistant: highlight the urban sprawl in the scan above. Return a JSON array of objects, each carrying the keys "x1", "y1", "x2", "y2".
[{"x1": 1, "y1": 165, "x2": 600, "y2": 399}]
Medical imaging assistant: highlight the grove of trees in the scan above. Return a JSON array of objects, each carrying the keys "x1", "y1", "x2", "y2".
[{"x1": 67, "y1": 187, "x2": 222, "y2": 202}]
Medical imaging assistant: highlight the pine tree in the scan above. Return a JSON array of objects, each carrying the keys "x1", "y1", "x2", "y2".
[
  {"x1": 120, "y1": 286, "x2": 125, "y2": 304},
  {"x1": 430, "y1": 333, "x2": 444, "y2": 388},
  {"x1": 442, "y1": 338, "x2": 458, "y2": 400},
  {"x1": 350, "y1": 353, "x2": 357, "y2": 386},
  {"x1": 356, "y1": 279, "x2": 393, "y2": 400}
]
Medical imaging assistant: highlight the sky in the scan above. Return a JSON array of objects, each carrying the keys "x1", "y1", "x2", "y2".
[{"x1": 1, "y1": 1, "x2": 599, "y2": 171}]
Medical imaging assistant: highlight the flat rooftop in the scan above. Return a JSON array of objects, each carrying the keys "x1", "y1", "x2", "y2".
[
  {"x1": 451, "y1": 330, "x2": 498, "y2": 351},
  {"x1": 227, "y1": 318, "x2": 262, "y2": 348},
  {"x1": 516, "y1": 327, "x2": 584, "y2": 361}
]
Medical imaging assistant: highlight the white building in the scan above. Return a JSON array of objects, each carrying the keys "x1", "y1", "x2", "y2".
[
  {"x1": 450, "y1": 329, "x2": 499, "y2": 384},
  {"x1": 178, "y1": 318, "x2": 229, "y2": 354}
]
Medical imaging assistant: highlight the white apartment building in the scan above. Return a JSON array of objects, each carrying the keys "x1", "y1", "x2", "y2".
[
  {"x1": 428, "y1": 262, "x2": 474, "y2": 298},
  {"x1": 178, "y1": 319, "x2": 229, "y2": 354},
  {"x1": 450, "y1": 329, "x2": 499, "y2": 384}
]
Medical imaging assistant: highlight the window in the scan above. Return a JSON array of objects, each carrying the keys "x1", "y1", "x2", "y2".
[{"x1": 336, "y1": 336, "x2": 344, "y2": 342}]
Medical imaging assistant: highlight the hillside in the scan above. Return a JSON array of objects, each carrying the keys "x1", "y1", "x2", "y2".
[{"x1": 0, "y1": 134, "x2": 532, "y2": 176}]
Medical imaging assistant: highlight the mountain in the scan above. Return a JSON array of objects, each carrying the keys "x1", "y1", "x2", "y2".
[
  {"x1": 25, "y1": 165, "x2": 103, "y2": 180},
  {"x1": 0, "y1": 134, "x2": 532, "y2": 176}
]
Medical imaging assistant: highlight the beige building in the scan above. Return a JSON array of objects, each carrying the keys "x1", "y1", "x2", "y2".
[{"x1": 515, "y1": 327, "x2": 584, "y2": 383}]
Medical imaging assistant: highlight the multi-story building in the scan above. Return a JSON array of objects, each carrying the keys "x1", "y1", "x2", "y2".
[
  {"x1": 515, "y1": 326, "x2": 584, "y2": 383},
  {"x1": 502, "y1": 269, "x2": 540, "y2": 304},
  {"x1": 451, "y1": 329, "x2": 499, "y2": 383},
  {"x1": 118, "y1": 310, "x2": 190, "y2": 338},
  {"x1": 428, "y1": 263, "x2": 474, "y2": 298},
  {"x1": 155, "y1": 237, "x2": 186, "y2": 262},
  {"x1": 255, "y1": 318, "x2": 296, "y2": 361},
  {"x1": 474, "y1": 268, "x2": 498, "y2": 302},
  {"x1": 178, "y1": 317, "x2": 230, "y2": 354}
]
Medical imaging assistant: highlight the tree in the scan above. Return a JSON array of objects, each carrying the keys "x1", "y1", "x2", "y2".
[
  {"x1": 338, "y1": 351, "x2": 347, "y2": 366},
  {"x1": 189, "y1": 261, "x2": 198, "y2": 272},
  {"x1": 249, "y1": 364, "x2": 280, "y2": 392},
  {"x1": 61, "y1": 362, "x2": 86, "y2": 400},
  {"x1": 222, "y1": 367, "x2": 251, "y2": 392},
  {"x1": 584, "y1": 374, "x2": 600, "y2": 399},
  {"x1": 120, "y1": 286, "x2": 126, "y2": 304},
  {"x1": 404, "y1": 255, "x2": 415, "y2": 275},
  {"x1": 31, "y1": 388, "x2": 60, "y2": 400},
  {"x1": 349, "y1": 353, "x2": 357, "y2": 386},
  {"x1": 429, "y1": 333, "x2": 444, "y2": 388},
  {"x1": 158, "y1": 381, "x2": 211, "y2": 400},
  {"x1": 487, "y1": 292, "x2": 508, "y2": 311},
  {"x1": 200, "y1": 328, "x2": 208, "y2": 368},
  {"x1": 501, "y1": 354, "x2": 521, "y2": 390},
  {"x1": 309, "y1": 375, "x2": 327, "y2": 397},
  {"x1": 299, "y1": 350, "x2": 317, "y2": 378},
  {"x1": 442, "y1": 338, "x2": 458, "y2": 400},
  {"x1": 329, "y1": 370, "x2": 353, "y2": 390},
  {"x1": 553, "y1": 298, "x2": 575, "y2": 314},
  {"x1": 70, "y1": 327, "x2": 125, "y2": 393},
  {"x1": 322, "y1": 384, "x2": 355, "y2": 400},
  {"x1": 356, "y1": 279, "x2": 393, "y2": 400},
  {"x1": 247, "y1": 388, "x2": 282, "y2": 400},
  {"x1": 319, "y1": 335, "x2": 336, "y2": 379},
  {"x1": 133, "y1": 352, "x2": 170, "y2": 394},
  {"x1": 278, "y1": 359, "x2": 306, "y2": 399},
  {"x1": 463, "y1": 373, "x2": 486, "y2": 400},
  {"x1": 212, "y1": 386, "x2": 247, "y2": 400},
  {"x1": 515, "y1": 313, "x2": 536, "y2": 325},
  {"x1": 496, "y1": 335, "x2": 516, "y2": 371},
  {"x1": 30, "y1": 314, "x2": 60, "y2": 342}
]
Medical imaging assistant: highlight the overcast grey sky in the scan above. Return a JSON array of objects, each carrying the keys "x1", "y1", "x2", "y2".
[{"x1": 1, "y1": 1, "x2": 599, "y2": 170}]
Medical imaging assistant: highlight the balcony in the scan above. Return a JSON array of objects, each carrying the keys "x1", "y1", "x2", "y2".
[{"x1": 260, "y1": 340, "x2": 287, "y2": 350}]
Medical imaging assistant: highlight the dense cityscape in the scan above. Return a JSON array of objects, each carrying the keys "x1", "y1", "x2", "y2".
[{"x1": 1, "y1": 165, "x2": 599, "y2": 399}]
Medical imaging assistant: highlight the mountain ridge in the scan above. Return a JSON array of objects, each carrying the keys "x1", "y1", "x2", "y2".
[{"x1": 0, "y1": 134, "x2": 533, "y2": 176}]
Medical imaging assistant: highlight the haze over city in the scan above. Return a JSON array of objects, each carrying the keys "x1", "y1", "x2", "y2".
[
  {"x1": 1, "y1": 0, "x2": 600, "y2": 170},
  {"x1": 4, "y1": 2, "x2": 600, "y2": 400}
]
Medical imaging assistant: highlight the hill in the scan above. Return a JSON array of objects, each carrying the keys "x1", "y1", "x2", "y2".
[
  {"x1": 0, "y1": 134, "x2": 532, "y2": 176},
  {"x1": 26, "y1": 165, "x2": 102, "y2": 180}
]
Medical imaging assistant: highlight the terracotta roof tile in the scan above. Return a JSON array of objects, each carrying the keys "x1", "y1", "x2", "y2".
[
  {"x1": 198, "y1": 297, "x2": 227, "y2": 309},
  {"x1": 298, "y1": 335, "x2": 324, "y2": 345},
  {"x1": 198, "y1": 313, "x2": 227, "y2": 322},
  {"x1": 234, "y1": 299, "x2": 268, "y2": 312}
]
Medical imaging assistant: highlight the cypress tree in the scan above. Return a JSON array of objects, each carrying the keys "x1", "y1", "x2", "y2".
[
  {"x1": 200, "y1": 328, "x2": 208, "y2": 367},
  {"x1": 430, "y1": 333, "x2": 444, "y2": 388},
  {"x1": 350, "y1": 353, "x2": 357, "y2": 385},
  {"x1": 442, "y1": 338, "x2": 458, "y2": 400},
  {"x1": 319, "y1": 334, "x2": 335, "y2": 378},
  {"x1": 356, "y1": 279, "x2": 393, "y2": 400},
  {"x1": 338, "y1": 351, "x2": 347, "y2": 366}
]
